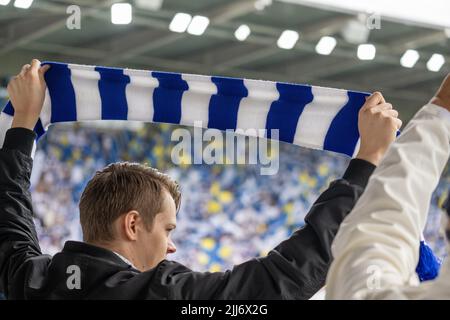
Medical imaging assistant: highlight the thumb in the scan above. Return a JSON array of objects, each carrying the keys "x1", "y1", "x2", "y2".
[
  {"x1": 364, "y1": 91, "x2": 386, "y2": 109},
  {"x1": 38, "y1": 64, "x2": 51, "y2": 80}
]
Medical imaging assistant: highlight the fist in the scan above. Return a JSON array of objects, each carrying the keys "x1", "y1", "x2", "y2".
[
  {"x1": 7, "y1": 59, "x2": 50, "y2": 130},
  {"x1": 356, "y1": 92, "x2": 402, "y2": 166},
  {"x1": 430, "y1": 74, "x2": 450, "y2": 111}
]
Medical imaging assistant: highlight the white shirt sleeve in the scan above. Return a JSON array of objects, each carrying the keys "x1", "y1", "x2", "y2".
[{"x1": 325, "y1": 103, "x2": 450, "y2": 300}]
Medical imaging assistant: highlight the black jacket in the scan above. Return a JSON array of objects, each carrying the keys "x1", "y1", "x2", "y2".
[{"x1": 0, "y1": 127, "x2": 375, "y2": 300}]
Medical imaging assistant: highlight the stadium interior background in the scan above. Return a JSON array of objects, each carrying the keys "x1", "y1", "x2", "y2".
[{"x1": 0, "y1": 0, "x2": 449, "y2": 274}]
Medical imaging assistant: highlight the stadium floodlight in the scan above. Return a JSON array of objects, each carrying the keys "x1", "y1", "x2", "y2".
[
  {"x1": 426, "y1": 53, "x2": 445, "y2": 72},
  {"x1": 169, "y1": 12, "x2": 192, "y2": 33},
  {"x1": 234, "y1": 24, "x2": 251, "y2": 41},
  {"x1": 111, "y1": 3, "x2": 133, "y2": 25},
  {"x1": 134, "y1": 0, "x2": 163, "y2": 11},
  {"x1": 341, "y1": 19, "x2": 370, "y2": 44},
  {"x1": 0, "y1": 0, "x2": 11, "y2": 6},
  {"x1": 315, "y1": 36, "x2": 337, "y2": 55},
  {"x1": 400, "y1": 49, "x2": 420, "y2": 68},
  {"x1": 357, "y1": 44, "x2": 376, "y2": 60},
  {"x1": 187, "y1": 15, "x2": 210, "y2": 36},
  {"x1": 13, "y1": 0, "x2": 33, "y2": 9},
  {"x1": 277, "y1": 30, "x2": 299, "y2": 50}
]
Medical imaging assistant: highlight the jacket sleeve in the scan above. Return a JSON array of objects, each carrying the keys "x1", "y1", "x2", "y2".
[
  {"x1": 325, "y1": 104, "x2": 450, "y2": 300},
  {"x1": 0, "y1": 128, "x2": 42, "y2": 297},
  {"x1": 160, "y1": 158, "x2": 375, "y2": 299}
]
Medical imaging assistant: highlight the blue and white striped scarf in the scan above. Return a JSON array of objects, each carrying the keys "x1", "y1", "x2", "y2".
[
  {"x1": 0, "y1": 61, "x2": 440, "y2": 281},
  {"x1": 0, "y1": 61, "x2": 368, "y2": 157}
]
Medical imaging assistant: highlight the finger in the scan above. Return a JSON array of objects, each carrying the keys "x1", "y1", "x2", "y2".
[
  {"x1": 382, "y1": 109, "x2": 399, "y2": 118},
  {"x1": 364, "y1": 92, "x2": 386, "y2": 109},
  {"x1": 30, "y1": 59, "x2": 41, "y2": 74},
  {"x1": 377, "y1": 103, "x2": 393, "y2": 111},
  {"x1": 367, "y1": 103, "x2": 393, "y2": 114},
  {"x1": 393, "y1": 117, "x2": 402, "y2": 130},
  {"x1": 38, "y1": 64, "x2": 51, "y2": 77},
  {"x1": 20, "y1": 64, "x2": 31, "y2": 76}
]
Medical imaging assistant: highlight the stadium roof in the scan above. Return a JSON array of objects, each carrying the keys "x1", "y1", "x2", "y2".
[{"x1": 1, "y1": 0, "x2": 449, "y2": 122}]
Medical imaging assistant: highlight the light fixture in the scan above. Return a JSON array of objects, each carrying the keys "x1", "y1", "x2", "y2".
[
  {"x1": 13, "y1": 0, "x2": 33, "y2": 9},
  {"x1": 315, "y1": 36, "x2": 337, "y2": 55},
  {"x1": 134, "y1": 0, "x2": 163, "y2": 11},
  {"x1": 111, "y1": 3, "x2": 133, "y2": 25},
  {"x1": 341, "y1": 19, "x2": 370, "y2": 44},
  {"x1": 426, "y1": 53, "x2": 445, "y2": 72},
  {"x1": 0, "y1": 0, "x2": 11, "y2": 6},
  {"x1": 187, "y1": 15, "x2": 210, "y2": 36},
  {"x1": 234, "y1": 24, "x2": 251, "y2": 41},
  {"x1": 400, "y1": 49, "x2": 420, "y2": 68},
  {"x1": 357, "y1": 44, "x2": 376, "y2": 60},
  {"x1": 169, "y1": 12, "x2": 192, "y2": 33},
  {"x1": 277, "y1": 30, "x2": 299, "y2": 50}
]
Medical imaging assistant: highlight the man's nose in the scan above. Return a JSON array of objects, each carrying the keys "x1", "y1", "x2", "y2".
[{"x1": 167, "y1": 239, "x2": 177, "y2": 254}]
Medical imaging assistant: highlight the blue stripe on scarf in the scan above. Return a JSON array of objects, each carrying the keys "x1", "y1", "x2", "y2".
[
  {"x1": 3, "y1": 101, "x2": 13, "y2": 115},
  {"x1": 152, "y1": 71, "x2": 188, "y2": 124},
  {"x1": 265, "y1": 83, "x2": 313, "y2": 143},
  {"x1": 34, "y1": 118, "x2": 46, "y2": 139},
  {"x1": 324, "y1": 91, "x2": 368, "y2": 156},
  {"x1": 44, "y1": 63, "x2": 77, "y2": 123},
  {"x1": 208, "y1": 77, "x2": 248, "y2": 130},
  {"x1": 95, "y1": 66, "x2": 130, "y2": 120}
]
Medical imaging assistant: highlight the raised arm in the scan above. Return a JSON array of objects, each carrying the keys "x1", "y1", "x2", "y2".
[
  {"x1": 0, "y1": 60, "x2": 50, "y2": 298},
  {"x1": 160, "y1": 92, "x2": 402, "y2": 299},
  {"x1": 325, "y1": 75, "x2": 450, "y2": 300}
]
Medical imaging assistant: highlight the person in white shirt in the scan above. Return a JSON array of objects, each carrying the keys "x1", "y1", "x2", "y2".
[{"x1": 325, "y1": 74, "x2": 450, "y2": 299}]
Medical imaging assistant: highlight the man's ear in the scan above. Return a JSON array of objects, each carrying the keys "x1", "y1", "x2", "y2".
[{"x1": 123, "y1": 210, "x2": 141, "y2": 241}]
